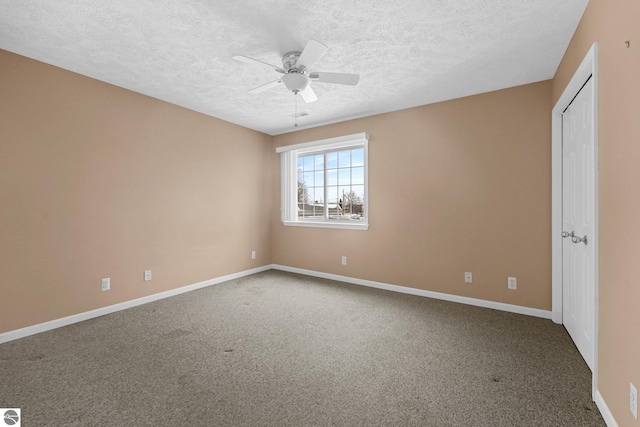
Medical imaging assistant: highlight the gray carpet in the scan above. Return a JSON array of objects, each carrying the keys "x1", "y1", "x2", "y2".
[{"x1": 0, "y1": 270, "x2": 605, "y2": 426}]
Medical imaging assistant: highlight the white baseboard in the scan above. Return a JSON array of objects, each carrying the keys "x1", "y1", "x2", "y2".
[
  {"x1": 0, "y1": 265, "x2": 272, "y2": 344},
  {"x1": 272, "y1": 264, "x2": 552, "y2": 320},
  {"x1": 595, "y1": 389, "x2": 619, "y2": 427},
  {"x1": 0, "y1": 263, "x2": 554, "y2": 344}
]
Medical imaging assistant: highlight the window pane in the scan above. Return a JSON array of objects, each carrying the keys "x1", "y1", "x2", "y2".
[
  {"x1": 303, "y1": 155, "x2": 314, "y2": 171},
  {"x1": 327, "y1": 186, "x2": 338, "y2": 204},
  {"x1": 338, "y1": 168, "x2": 351, "y2": 185},
  {"x1": 303, "y1": 171, "x2": 314, "y2": 187},
  {"x1": 352, "y1": 167, "x2": 364, "y2": 185},
  {"x1": 351, "y1": 148, "x2": 364, "y2": 167},
  {"x1": 314, "y1": 171, "x2": 324, "y2": 187},
  {"x1": 349, "y1": 185, "x2": 365, "y2": 218},
  {"x1": 341, "y1": 189, "x2": 354, "y2": 215},
  {"x1": 352, "y1": 185, "x2": 365, "y2": 200},
  {"x1": 312, "y1": 187, "x2": 324, "y2": 203},
  {"x1": 327, "y1": 169, "x2": 338, "y2": 186},
  {"x1": 339, "y1": 186, "x2": 351, "y2": 202},
  {"x1": 314, "y1": 154, "x2": 324, "y2": 171},
  {"x1": 297, "y1": 156, "x2": 304, "y2": 170},
  {"x1": 327, "y1": 152, "x2": 338, "y2": 169},
  {"x1": 298, "y1": 185, "x2": 310, "y2": 203},
  {"x1": 338, "y1": 150, "x2": 351, "y2": 168}
]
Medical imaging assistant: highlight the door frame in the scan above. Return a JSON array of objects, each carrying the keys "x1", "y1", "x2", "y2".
[{"x1": 551, "y1": 42, "x2": 599, "y2": 399}]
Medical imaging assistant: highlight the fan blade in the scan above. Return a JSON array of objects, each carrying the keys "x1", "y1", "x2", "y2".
[
  {"x1": 295, "y1": 40, "x2": 328, "y2": 71},
  {"x1": 232, "y1": 55, "x2": 285, "y2": 73},
  {"x1": 299, "y1": 85, "x2": 318, "y2": 103},
  {"x1": 309, "y1": 72, "x2": 360, "y2": 86},
  {"x1": 248, "y1": 79, "x2": 282, "y2": 94}
]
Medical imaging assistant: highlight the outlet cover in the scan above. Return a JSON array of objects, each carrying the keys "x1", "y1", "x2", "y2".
[
  {"x1": 465, "y1": 272, "x2": 472, "y2": 283},
  {"x1": 101, "y1": 278, "x2": 110, "y2": 291},
  {"x1": 251, "y1": 251, "x2": 256, "y2": 260},
  {"x1": 144, "y1": 270, "x2": 152, "y2": 281},
  {"x1": 631, "y1": 382, "x2": 638, "y2": 419},
  {"x1": 341, "y1": 256, "x2": 347, "y2": 266},
  {"x1": 508, "y1": 277, "x2": 517, "y2": 290}
]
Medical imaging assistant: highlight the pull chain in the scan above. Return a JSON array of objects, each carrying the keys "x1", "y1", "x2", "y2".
[{"x1": 294, "y1": 91, "x2": 298, "y2": 127}]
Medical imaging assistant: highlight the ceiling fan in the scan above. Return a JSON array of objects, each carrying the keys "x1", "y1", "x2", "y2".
[{"x1": 232, "y1": 40, "x2": 360, "y2": 103}]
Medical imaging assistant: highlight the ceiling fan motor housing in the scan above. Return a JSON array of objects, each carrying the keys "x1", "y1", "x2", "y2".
[{"x1": 282, "y1": 51, "x2": 302, "y2": 71}]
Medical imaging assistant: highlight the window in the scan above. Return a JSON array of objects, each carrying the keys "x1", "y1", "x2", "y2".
[{"x1": 276, "y1": 132, "x2": 369, "y2": 230}]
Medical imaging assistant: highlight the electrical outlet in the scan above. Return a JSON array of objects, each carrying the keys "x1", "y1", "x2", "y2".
[
  {"x1": 631, "y1": 382, "x2": 638, "y2": 420},
  {"x1": 251, "y1": 251, "x2": 256, "y2": 260},
  {"x1": 144, "y1": 270, "x2": 152, "y2": 282},
  {"x1": 508, "y1": 277, "x2": 517, "y2": 290},
  {"x1": 342, "y1": 256, "x2": 347, "y2": 266},
  {"x1": 465, "y1": 272, "x2": 473, "y2": 283},
  {"x1": 101, "y1": 278, "x2": 110, "y2": 292}
]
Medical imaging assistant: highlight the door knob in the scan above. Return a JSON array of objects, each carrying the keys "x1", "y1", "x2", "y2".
[
  {"x1": 571, "y1": 234, "x2": 588, "y2": 245},
  {"x1": 561, "y1": 231, "x2": 574, "y2": 238}
]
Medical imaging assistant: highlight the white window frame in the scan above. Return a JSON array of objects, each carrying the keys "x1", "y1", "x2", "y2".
[{"x1": 276, "y1": 132, "x2": 369, "y2": 230}]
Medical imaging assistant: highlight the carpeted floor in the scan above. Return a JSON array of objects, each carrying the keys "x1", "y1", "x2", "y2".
[{"x1": 0, "y1": 270, "x2": 605, "y2": 426}]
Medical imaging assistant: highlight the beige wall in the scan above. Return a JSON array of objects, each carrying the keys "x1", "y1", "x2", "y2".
[
  {"x1": 0, "y1": 50, "x2": 273, "y2": 334},
  {"x1": 272, "y1": 81, "x2": 552, "y2": 310},
  {"x1": 553, "y1": 1, "x2": 640, "y2": 426},
  {"x1": 1, "y1": 50, "x2": 554, "y2": 335}
]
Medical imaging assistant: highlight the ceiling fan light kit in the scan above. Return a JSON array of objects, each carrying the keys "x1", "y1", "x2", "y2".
[
  {"x1": 281, "y1": 72, "x2": 309, "y2": 93},
  {"x1": 233, "y1": 39, "x2": 360, "y2": 104}
]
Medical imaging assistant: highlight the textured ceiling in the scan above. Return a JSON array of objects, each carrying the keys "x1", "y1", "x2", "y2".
[{"x1": 0, "y1": 0, "x2": 589, "y2": 135}]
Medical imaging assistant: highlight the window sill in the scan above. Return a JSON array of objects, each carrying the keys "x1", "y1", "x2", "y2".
[{"x1": 283, "y1": 220, "x2": 369, "y2": 231}]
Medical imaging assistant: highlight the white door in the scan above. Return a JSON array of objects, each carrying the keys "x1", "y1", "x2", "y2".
[{"x1": 562, "y1": 76, "x2": 595, "y2": 371}]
